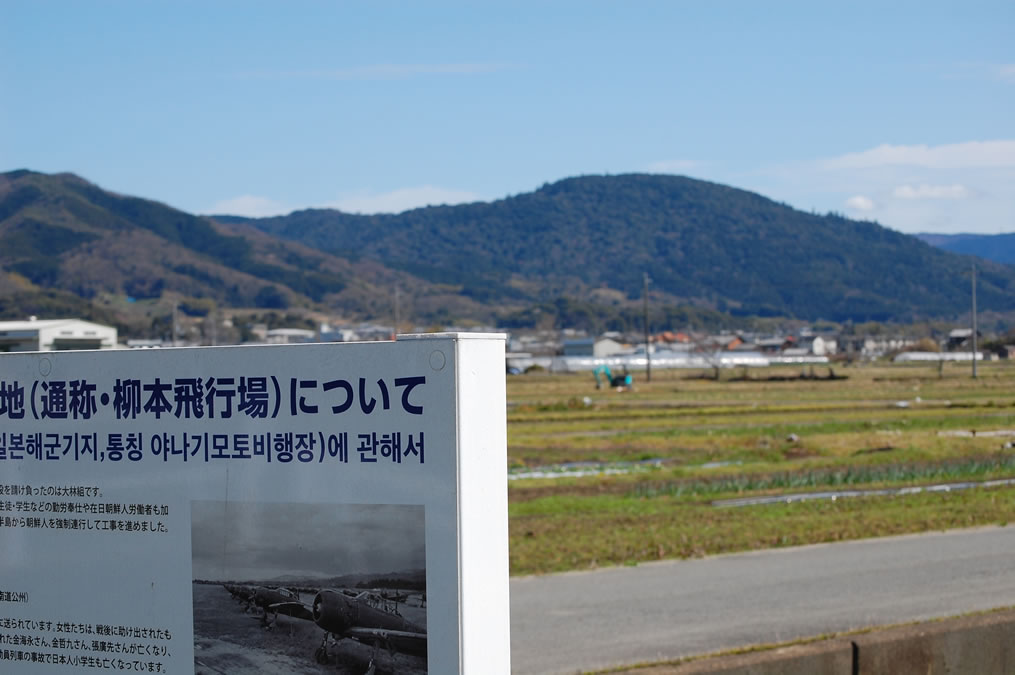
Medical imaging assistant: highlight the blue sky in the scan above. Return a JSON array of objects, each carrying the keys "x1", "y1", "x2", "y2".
[{"x1": 2, "y1": 1, "x2": 1012, "y2": 233}]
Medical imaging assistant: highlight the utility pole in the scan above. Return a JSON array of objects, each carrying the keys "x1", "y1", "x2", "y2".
[
  {"x1": 971, "y1": 263, "x2": 978, "y2": 379},
  {"x1": 172, "y1": 302, "x2": 179, "y2": 347},
  {"x1": 643, "y1": 273, "x2": 651, "y2": 382},
  {"x1": 394, "y1": 286, "x2": 401, "y2": 339}
]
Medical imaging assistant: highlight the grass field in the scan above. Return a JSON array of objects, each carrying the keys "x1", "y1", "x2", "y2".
[{"x1": 506, "y1": 360, "x2": 1015, "y2": 575}]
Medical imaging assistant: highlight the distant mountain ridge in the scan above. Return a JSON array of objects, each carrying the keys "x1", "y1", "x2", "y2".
[
  {"x1": 0, "y1": 169, "x2": 482, "y2": 334},
  {"x1": 916, "y1": 232, "x2": 1015, "y2": 266},
  {"x1": 2, "y1": 169, "x2": 1014, "y2": 335},
  {"x1": 242, "y1": 174, "x2": 1015, "y2": 322}
]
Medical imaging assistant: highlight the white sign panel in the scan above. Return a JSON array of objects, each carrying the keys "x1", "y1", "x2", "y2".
[{"x1": 0, "y1": 333, "x2": 510, "y2": 674}]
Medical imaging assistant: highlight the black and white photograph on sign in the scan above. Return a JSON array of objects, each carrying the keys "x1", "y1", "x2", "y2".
[{"x1": 191, "y1": 500, "x2": 427, "y2": 675}]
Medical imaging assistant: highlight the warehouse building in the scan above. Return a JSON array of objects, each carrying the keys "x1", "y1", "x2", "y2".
[{"x1": 0, "y1": 318, "x2": 118, "y2": 352}]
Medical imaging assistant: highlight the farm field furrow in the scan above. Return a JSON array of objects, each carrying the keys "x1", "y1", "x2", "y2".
[{"x1": 506, "y1": 362, "x2": 1015, "y2": 575}]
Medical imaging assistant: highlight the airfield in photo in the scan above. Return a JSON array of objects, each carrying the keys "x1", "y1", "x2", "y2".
[
  {"x1": 191, "y1": 500, "x2": 428, "y2": 674},
  {"x1": 193, "y1": 582, "x2": 427, "y2": 674}
]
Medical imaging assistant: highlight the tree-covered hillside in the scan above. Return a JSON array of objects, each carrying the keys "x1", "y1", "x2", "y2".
[
  {"x1": 0, "y1": 170, "x2": 477, "y2": 333},
  {"x1": 245, "y1": 174, "x2": 1015, "y2": 322},
  {"x1": 3, "y1": 169, "x2": 1013, "y2": 336},
  {"x1": 917, "y1": 232, "x2": 1015, "y2": 266}
]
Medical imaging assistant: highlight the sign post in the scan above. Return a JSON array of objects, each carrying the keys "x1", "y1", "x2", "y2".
[{"x1": 0, "y1": 333, "x2": 509, "y2": 673}]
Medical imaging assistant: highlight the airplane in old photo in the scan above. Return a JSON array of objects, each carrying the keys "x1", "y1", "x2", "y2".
[{"x1": 220, "y1": 583, "x2": 427, "y2": 665}]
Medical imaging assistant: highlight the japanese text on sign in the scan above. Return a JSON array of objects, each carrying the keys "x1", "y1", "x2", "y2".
[{"x1": 0, "y1": 376, "x2": 426, "y2": 421}]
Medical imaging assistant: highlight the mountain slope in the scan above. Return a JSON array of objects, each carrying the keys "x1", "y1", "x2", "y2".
[
  {"x1": 3, "y1": 170, "x2": 1013, "y2": 333},
  {"x1": 917, "y1": 232, "x2": 1015, "y2": 266},
  {"x1": 0, "y1": 170, "x2": 479, "y2": 330},
  {"x1": 244, "y1": 174, "x2": 1015, "y2": 322}
]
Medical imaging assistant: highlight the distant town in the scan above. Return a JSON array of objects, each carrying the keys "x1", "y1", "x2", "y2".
[{"x1": 3, "y1": 316, "x2": 1011, "y2": 373}]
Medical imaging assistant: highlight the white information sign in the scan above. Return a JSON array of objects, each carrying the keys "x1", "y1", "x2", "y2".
[{"x1": 0, "y1": 333, "x2": 510, "y2": 674}]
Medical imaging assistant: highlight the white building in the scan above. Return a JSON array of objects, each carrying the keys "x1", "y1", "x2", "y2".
[
  {"x1": 264, "y1": 328, "x2": 316, "y2": 344},
  {"x1": 562, "y1": 337, "x2": 625, "y2": 358},
  {"x1": 0, "y1": 318, "x2": 118, "y2": 352},
  {"x1": 808, "y1": 335, "x2": 837, "y2": 356}
]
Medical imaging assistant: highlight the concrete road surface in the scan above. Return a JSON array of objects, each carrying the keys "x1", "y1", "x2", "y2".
[{"x1": 510, "y1": 526, "x2": 1015, "y2": 674}]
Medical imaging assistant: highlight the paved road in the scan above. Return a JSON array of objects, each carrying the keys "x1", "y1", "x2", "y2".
[{"x1": 510, "y1": 526, "x2": 1015, "y2": 674}]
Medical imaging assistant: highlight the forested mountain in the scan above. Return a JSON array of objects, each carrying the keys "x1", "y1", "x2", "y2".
[
  {"x1": 243, "y1": 174, "x2": 1015, "y2": 323},
  {"x1": 2, "y1": 169, "x2": 1013, "y2": 339},
  {"x1": 917, "y1": 232, "x2": 1015, "y2": 266},
  {"x1": 0, "y1": 170, "x2": 480, "y2": 335}
]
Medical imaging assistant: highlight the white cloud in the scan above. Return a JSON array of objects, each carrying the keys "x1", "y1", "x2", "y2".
[
  {"x1": 822, "y1": 140, "x2": 1015, "y2": 170},
  {"x1": 205, "y1": 195, "x2": 290, "y2": 218},
  {"x1": 327, "y1": 186, "x2": 483, "y2": 214},
  {"x1": 944, "y1": 62, "x2": 1015, "y2": 85},
  {"x1": 740, "y1": 139, "x2": 1015, "y2": 233},
  {"x1": 845, "y1": 195, "x2": 875, "y2": 211},
  {"x1": 996, "y1": 64, "x2": 1015, "y2": 83},
  {"x1": 646, "y1": 159, "x2": 701, "y2": 174},
  {"x1": 204, "y1": 186, "x2": 483, "y2": 218},
  {"x1": 892, "y1": 184, "x2": 969, "y2": 200}
]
